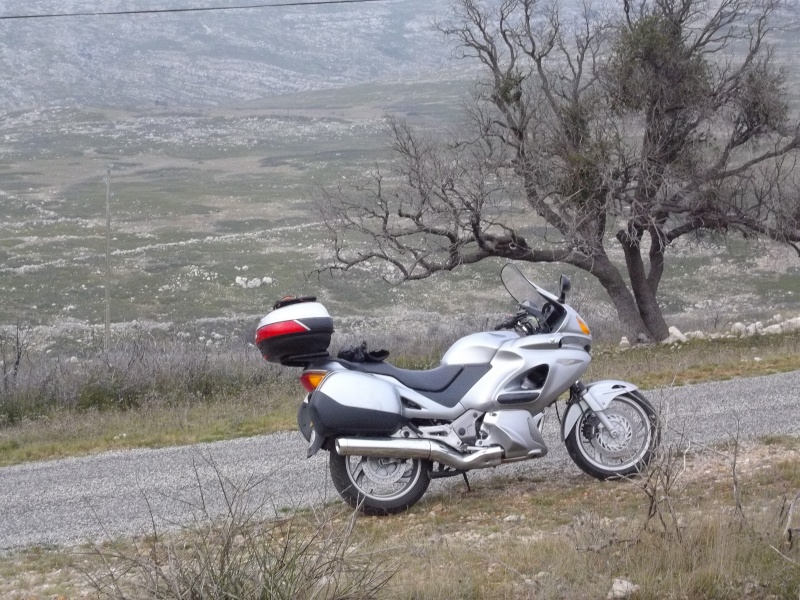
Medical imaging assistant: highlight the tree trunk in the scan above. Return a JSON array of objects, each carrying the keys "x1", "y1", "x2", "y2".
[
  {"x1": 633, "y1": 282, "x2": 669, "y2": 341},
  {"x1": 588, "y1": 255, "x2": 654, "y2": 342},
  {"x1": 617, "y1": 236, "x2": 670, "y2": 341}
]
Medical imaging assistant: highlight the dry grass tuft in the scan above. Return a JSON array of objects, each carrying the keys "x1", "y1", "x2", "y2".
[
  {"x1": 1, "y1": 440, "x2": 798, "y2": 599},
  {"x1": 82, "y1": 461, "x2": 395, "y2": 600}
]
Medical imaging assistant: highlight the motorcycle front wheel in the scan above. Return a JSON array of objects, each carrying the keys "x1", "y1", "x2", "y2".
[
  {"x1": 565, "y1": 391, "x2": 660, "y2": 480},
  {"x1": 329, "y1": 451, "x2": 431, "y2": 515}
]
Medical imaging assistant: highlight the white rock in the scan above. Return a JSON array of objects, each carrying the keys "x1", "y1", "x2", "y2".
[
  {"x1": 745, "y1": 322, "x2": 762, "y2": 337},
  {"x1": 618, "y1": 337, "x2": 630, "y2": 349},
  {"x1": 686, "y1": 331, "x2": 706, "y2": 340},
  {"x1": 661, "y1": 328, "x2": 688, "y2": 345},
  {"x1": 731, "y1": 322, "x2": 747, "y2": 336},
  {"x1": 503, "y1": 514, "x2": 525, "y2": 523},
  {"x1": 246, "y1": 278, "x2": 262, "y2": 288},
  {"x1": 668, "y1": 326, "x2": 688, "y2": 343},
  {"x1": 781, "y1": 317, "x2": 800, "y2": 333},
  {"x1": 607, "y1": 578, "x2": 640, "y2": 599},
  {"x1": 262, "y1": 277, "x2": 273, "y2": 285},
  {"x1": 761, "y1": 324, "x2": 782, "y2": 335},
  {"x1": 211, "y1": 332, "x2": 224, "y2": 341}
]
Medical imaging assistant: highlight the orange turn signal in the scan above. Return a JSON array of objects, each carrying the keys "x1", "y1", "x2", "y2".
[
  {"x1": 300, "y1": 371, "x2": 327, "y2": 392},
  {"x1": 577, "y1": 317, "x2": 591, "y2": 336}
]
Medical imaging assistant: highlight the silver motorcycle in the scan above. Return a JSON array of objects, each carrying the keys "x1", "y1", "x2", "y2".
[{"x1": 256, "y1": 264, "x2": 660, "y2": 515}]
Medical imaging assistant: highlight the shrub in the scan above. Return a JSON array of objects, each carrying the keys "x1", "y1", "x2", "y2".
[{"x1": 84, "y1": 462, "x2": 394, "y2": 600}]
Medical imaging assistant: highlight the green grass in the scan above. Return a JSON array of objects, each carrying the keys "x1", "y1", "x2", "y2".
[
  {"x1": 0, "y1": 387, "x2": 299, "y2": 467},
  {"x1": 2, "y1": 79, "x2": 800, "y2": 330},
  {"x1": 588, "y1": 331, "x2": 800, "y2": 387}
]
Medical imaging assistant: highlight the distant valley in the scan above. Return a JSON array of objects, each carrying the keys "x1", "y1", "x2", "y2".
[{"x1": 1, "y1": 0, "x2": 799, "y2": 346}]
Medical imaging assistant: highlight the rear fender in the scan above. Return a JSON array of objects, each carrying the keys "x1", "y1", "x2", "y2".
[
  {"x1": 297, "y1": 396, "x2": 313, "y2": 442},
  {"x1": 561, "y1": 380, "x2": 639, "y2": 440}
]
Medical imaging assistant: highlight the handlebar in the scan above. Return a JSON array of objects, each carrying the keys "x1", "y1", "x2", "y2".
[
  {"x1": 494, "y1": 313, "x2": 522, "y2": 330},
  {"x1": 494, "y1": 304, "x2": 552, "y2": 334},
  {"x1": 521, "y1": 302, "x2": 545, "y2": 321}
]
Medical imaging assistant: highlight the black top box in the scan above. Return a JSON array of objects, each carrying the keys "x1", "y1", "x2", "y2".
[{"x1": 256, "y1": 300, "x2": 333, "y2": 366}]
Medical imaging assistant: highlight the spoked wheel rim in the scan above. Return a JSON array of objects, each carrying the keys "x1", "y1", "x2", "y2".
[
  {"x1": 576, "y1": 396, "x2": 653, "y2": 473},
  {"x1": 344, "y1": 456, "x2": 424, "y2": 502}
]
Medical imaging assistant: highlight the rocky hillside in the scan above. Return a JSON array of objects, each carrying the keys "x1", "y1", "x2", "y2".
[
  {"x1": 0, "y1": 0, "x2": 459, "y2": 110},
  {"x1": 1, "y1": 0, "x2": 797, "y2": 111}
]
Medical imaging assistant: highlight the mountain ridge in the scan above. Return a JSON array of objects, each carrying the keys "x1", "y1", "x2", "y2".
[
  {"x1": 0, "y1": 0, "x2": 457, "y2": 110},
  {"x1": 2, "y1": 0, "x2": 797, "y2": 111}
]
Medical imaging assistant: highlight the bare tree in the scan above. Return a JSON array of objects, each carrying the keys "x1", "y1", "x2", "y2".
[
  {"x1": 0, "y1": 320, "x2": 30, "y2": 394},
  {"x1": 319, "y1": 0, "x2": 800, "y2": 341}
]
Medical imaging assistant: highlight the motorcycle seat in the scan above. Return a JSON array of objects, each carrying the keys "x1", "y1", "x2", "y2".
[
  {"x1": 336, "y1": 360, "x2": 493, "y2": 407},
  {"x1": 337, "y1": 360, "x2": 463, "y2": 392}
]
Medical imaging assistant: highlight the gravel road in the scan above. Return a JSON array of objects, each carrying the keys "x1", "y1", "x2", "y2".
[{"x1": 2, "y1": 370, "x2": 799, "y2": 552}]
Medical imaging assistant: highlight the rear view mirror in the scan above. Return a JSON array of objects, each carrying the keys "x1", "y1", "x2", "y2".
[{"x1": 558, "y1": 275, "x2": 571, "y2": 303}]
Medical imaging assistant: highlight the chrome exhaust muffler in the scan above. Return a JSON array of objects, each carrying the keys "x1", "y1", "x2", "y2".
[{"x1": 335, "y1": 437, "x2": 504, "y2": 470}]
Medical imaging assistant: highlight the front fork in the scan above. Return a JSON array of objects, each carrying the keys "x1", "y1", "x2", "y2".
[
  {"x1": 569, "y1": 381, "x2": 617, "y2": 432},
  {"x1": 561, "y1": 379, "x2": 640, "y2": 441}
]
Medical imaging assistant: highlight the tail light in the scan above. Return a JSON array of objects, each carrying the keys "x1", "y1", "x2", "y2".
[
  {"x1": 300, "y1": 370, "x2": 327, "y2": 392},
  {"x1": 255, "y1": 320, "x2": 310, "y2": 361}
]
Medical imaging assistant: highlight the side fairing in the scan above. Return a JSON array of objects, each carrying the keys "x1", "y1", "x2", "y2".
[
  {"x1": 441, "y1": 332, "x2": 518, "y2": 365},
  {"x1": 460, "y1": 333, "x2": 592, "y2": 413}
]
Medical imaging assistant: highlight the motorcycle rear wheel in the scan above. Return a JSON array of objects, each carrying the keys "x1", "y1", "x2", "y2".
[
  {"x1": 565, "y1": 391, "x2": 660, "y2": 480},
  {"x1": 329, "y1": 451, "x2": 431, "y2": 515}
]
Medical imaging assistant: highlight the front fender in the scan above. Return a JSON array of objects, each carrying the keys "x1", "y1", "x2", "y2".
[{"x1": 561, "y1": 380, "x2": 639, "y2": 440}]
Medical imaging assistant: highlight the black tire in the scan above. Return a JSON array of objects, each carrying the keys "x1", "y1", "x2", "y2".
[
  {"x1": 565, "y1": 391, "x2": 660, "y2": 480},
  {"x1": 329, "y1": 450, "x2": 431, "y2": 515}
]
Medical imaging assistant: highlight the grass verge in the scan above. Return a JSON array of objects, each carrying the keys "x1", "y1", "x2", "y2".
[
  {"x1": 2, "y1": 332, "x2": 800, "y2": 467},
  {"x1": 587, "y1": 332, "x2": 800, "y2": 388},
  {"x1": 0, "y1": 387, "x2": 298, "y2": 467}
]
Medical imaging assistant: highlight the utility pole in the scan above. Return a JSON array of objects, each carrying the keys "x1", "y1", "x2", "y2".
[{"x1": 104, "y1": 165, "x2": 112, "y2": 354}]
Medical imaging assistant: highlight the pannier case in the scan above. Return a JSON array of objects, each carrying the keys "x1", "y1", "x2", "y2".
[
  {"x1": 256, "y1": 301, "x2": 333, "y2": 366},
  {"x1": 308, "y1": 371, "x2": 404, "y2": 437}
]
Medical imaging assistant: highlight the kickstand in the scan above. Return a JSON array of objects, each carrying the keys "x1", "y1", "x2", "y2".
[{"x1": 461, "y1": 471, "x2": 471, "y2": 493}]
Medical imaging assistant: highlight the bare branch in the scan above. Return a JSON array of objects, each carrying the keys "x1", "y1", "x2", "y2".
[{"x1": 317, "y1": 0, "x2": 800, "y2": 342}]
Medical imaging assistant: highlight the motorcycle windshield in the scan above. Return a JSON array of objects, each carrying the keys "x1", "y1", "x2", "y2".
[{"x1": 501, "y1": 263, "x2": 542, "y2": 306}]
